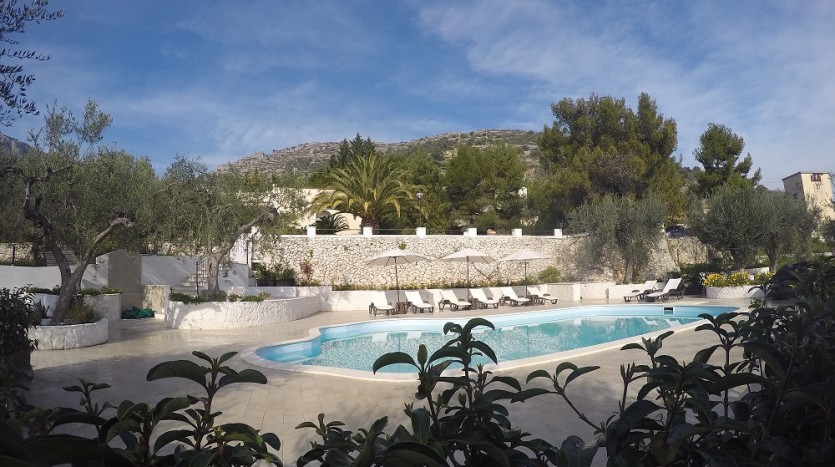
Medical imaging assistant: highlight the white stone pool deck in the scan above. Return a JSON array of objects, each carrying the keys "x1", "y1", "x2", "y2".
[{"x1": 29, "y1": 297, "x2": 753, "y2": 464}]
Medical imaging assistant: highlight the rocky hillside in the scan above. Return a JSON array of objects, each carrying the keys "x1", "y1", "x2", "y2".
[
  {"x1": 218, "y1": 129, "x2": 543, "y2": 176},
  {"x1": 0, "y1": 132, "x2": 31, "y2": 156}
]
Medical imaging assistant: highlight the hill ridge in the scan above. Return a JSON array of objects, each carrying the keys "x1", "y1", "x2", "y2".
[{"x1": 218, "y1": 129, "x2": 542, "y2": 175}]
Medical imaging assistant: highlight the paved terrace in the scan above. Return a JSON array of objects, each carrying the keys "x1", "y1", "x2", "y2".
[{"x1": 29, "y1": 297, "x2": 754, "y2": 464}]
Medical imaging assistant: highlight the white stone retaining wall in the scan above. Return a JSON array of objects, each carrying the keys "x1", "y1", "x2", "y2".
[
  {"x1": 165, "y1": 296, "x2": 320, "y2": 329},
  {"x1": 262, "y1": 234, "x2": 681, "y2": 289},
  {"x1": 30, "y1": 319, "x2": 109, "y2": 350},
  {"x1": 706, "y1": 286, "x2": 765, "y2": 300}
]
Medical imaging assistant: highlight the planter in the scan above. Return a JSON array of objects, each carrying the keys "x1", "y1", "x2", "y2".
[
  {"x1": 29, "y1": 319, "x2": 109, "y2": 350},
  {"x1": 165, "y1": 298, "x2": 318, "y2": 329},
  {"x1": 256, "y1": 278, "x2": 277, "y2": 286},
  {"x1": 705, "y1": 286, "x2": 765, "y2": 300}
]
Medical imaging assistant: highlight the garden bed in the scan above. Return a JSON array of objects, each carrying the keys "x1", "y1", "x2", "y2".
[{"x1": 30, "y1": 319, "x2": 109, "y2": 350}]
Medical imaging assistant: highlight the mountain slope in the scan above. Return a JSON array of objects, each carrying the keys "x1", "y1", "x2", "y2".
[{"x1": 218, "y1": 129, "x2": 543, "y2": 176}]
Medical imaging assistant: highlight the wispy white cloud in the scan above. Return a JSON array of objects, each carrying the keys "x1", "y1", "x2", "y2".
[
  {"x1": 411, "y1": 0, "x2": 835, "y2": 187},
  {"x1": 5, "y1": 0, "x2": 834, "y2": 189}
]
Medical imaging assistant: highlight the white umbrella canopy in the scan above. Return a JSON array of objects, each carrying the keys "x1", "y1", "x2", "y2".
[
  {"x1": 440, "y1": 248, "x2": 496, "y2": 295},
  {"x1": 365, "y1": 249, "x2": 431, "y2": 303},
  {"x1": 500, "y1": 249, "x2": 550, "y2": 295}
]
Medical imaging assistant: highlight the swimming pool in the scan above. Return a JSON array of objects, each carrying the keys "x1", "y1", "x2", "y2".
[{"x1": 244, "y1": 304, "x2": 738, "y2": 379}]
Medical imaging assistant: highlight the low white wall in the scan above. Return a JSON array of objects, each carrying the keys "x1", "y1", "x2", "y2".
[
  {"x1": 30, "y1": 319, "x2": 109, "y2": 350},
  {"x1": 165, "y1": 296, "x2": 320, "y2": 329},
  {"x1": 706, "y1": 286, "x2": 765, "y2": 300}
]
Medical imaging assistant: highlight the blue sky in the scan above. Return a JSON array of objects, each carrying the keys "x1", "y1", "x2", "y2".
[{"x1": 5, "y1": 0, "x2": 835, "y2": 189}]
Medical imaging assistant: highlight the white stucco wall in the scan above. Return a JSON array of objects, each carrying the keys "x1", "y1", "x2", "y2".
[
  {"x1": 164, "y1": 296, "x2": 320, "y2": 329},
  {"x1": 705, "y1": 286, "x2": 765, "y2": 300},
  {"x1": 30, "y1": 319, "x2": 109, "y2": 350}
]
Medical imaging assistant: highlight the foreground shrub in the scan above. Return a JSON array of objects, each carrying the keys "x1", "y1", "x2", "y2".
[
  {"x1": 63, "y1": 302, "x2": 102, "y2": 324},
  {"x1": 299, "y1": 256, "x2": 835, "y2": 465},
  {"x1": 0, "y1": 351, "x2": 282, "y2": 465}
]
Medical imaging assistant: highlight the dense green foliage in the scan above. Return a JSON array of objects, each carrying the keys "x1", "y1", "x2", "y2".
[
  {"x1": 0, "y1": 351, "x2": 282, "y2": 465},
  {"x1": 568, "y1": 194, "x2": 667, "y2": 282},
  {"x1": 299, "y1": 256, "x2": 835, "y2": 466},
  {"x1": 0, "y1": 287, "x2": 39, "y2": 356},
  {"x1": 689, "y1": 184, "x2": 819, "y2": 270},
  {"x1": 444, "y1": 143, "x2": 526, "y2": 233},
  {"x1": 156, "y1": 158, "x2": 305, "y2": 293},
  {"x1": 534, "y1": 93, "x2": 684, "y2": 227},
  {"x1": 3, "y1": 102, "x2": 157, "y2": 322},
  {"x1": 692, "y1": 123, "x2": 762, "y2": 197},
  {"x1": 310, "y1": 151, "x2": 414, "y2": 230},
  {"x1": 5, "y1": 259, "x2": 835, "y2": 465}
]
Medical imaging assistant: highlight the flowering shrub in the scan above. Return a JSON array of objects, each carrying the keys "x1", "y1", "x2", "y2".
[
  {"x1": 703, "y1": 273, "x2": 725, "y2": 287},
  {"x1": 703, "y1": 271, "x2": 773, "y2": 287},
  {"x1": 725, "y1": 271, "x2": 750, "y2": 286}
]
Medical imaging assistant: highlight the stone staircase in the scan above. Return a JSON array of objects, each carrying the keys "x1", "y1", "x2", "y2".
[
  {"x1": 171, "y1": 271, "x2": 209, "y2": 296},
  {"x1": 45, "y1": 250, "x2": 77, "y2": 266}
]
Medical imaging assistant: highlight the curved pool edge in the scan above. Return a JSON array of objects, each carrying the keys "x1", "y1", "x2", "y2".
[{"x1": 240, "y1": 304, "x2": 742, "y2": 382}]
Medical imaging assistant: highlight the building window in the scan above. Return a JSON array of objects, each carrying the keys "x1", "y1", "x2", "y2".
[{"x1": 811, "y1": 173, "x2": 822, "y2": 182}]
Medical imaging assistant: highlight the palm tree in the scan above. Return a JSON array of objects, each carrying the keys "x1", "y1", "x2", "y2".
[
  {"x1": 311, "y1": 153, "x2": 412, "y2": 230},
  {"x1": 314, "y1": 211, "x2": 349, "y2": 234}
]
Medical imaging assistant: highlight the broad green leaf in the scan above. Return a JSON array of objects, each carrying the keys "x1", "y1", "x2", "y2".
[
  {"x1": 511, "y1": 387, "x2": 553, "y2": 402},
  {"x1": 743, "y1": 342, "x2": 785, "y2": 380},
  {"x1": 490, "y1": 375, "x2": 522, "y2": 391},
  {"x1": 152, "y1": 396, "x2": 192, "y2": 422},
  {"x1": 565, "y1": 366, "x2": 600, "y2": 386},
  {"x1": 410, "y1": 408, "x2": 431, "y2": 444},
  {"x1": 146, "y1": 359, "x2": 208, "y2": 387},
  {"x1": 218, "y1": 368, "x2": 268, "y2": 387},
  {"x1": 153, "y1": 429, "x2": 193, "y2": 453},
  {"x1": 372, "y1": 352, "x2": 417, "y2": 373},
  {"x1": 525, "y1": 369, "x2": 552, "y2": 383},
  {"x1": 463, "y1": 317, "x2": 495, "y2": 334},
  {"x1": 469, "y1": 340, "x2": 498, "y2": 363},
  {"x1": 217, "y1": 351, "x2": 238, "y2": 364},
  {"x1": 385, "y1": 441, "x2": 447, "y2": 467}
]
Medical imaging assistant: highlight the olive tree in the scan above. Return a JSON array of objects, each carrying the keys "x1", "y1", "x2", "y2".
[
  {"x1": 568, "y1": 194, "x2": 667, "y2": 282},
  {"x1": 760, "y1": 190, "x2": 820, "y2": 271},
  {"x1": 2, "y1": 102, "x2": 157, "y2": 322},
  {"x1": 689, "y1": 184, "x2": 763, "y2": 269},
  {"x1": 690, "y1": 184, "x2": 819, "y2": 271},
  {"x1": 157, "y1": 158, "x2": 306, "y2": 294}
]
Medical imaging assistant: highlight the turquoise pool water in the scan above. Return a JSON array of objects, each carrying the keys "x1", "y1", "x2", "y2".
[{"x1": 255, "y1": 305, "x2": 737, "y2": 374}]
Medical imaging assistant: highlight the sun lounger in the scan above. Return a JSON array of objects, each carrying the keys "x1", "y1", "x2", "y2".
[
  {"x1": 527, "y1": 285, "x2": 558, "y2": 304},
  {"x1": 623, "y1": 280, "x2": 658, "y2": 302},
  {"x1": 405, "y1": 290, "x2": 434, "y2": 313},
  {"x1": 500, "y1": 287, "x2": 530, "y2": 306},
  {"x1": 489, "y1": 287, "x2": 509, "y2": 305},
  {"x1": 439, "y1": 289, "x2": 471, "y2": 310},
  {"x1": 369, "y1": 291, "x2": 395, "y2": 316},
  {"x1": 646, "y1": 278, "x2": 682, "y2": 302},
  {"x1": 469, "y1": 288, "x2": 499, "y2": 308}
]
